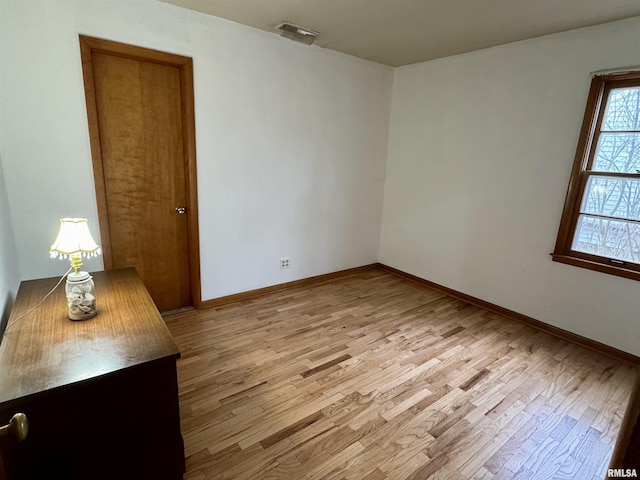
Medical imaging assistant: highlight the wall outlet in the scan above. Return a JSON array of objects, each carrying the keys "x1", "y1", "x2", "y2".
[{"x1": 280, "y1": 257, "x2": 291, "y2": 269}]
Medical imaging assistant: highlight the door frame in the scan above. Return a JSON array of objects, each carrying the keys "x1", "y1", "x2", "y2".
[{"x1": 79, "y1": 35, "x2": 201, "y2": 308}]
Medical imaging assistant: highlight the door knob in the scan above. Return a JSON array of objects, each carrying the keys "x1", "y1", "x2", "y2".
[
  {"x1": 175, "y1": 206, "x2": 186, "y2": 214},
  {"x1": 0, "y1": 413, "x2": 28, "y2": 443}
]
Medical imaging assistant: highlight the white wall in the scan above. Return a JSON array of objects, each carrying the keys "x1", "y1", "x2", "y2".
[
  {"x1": 0, "y1": 0, "x2": 393, "y2": 300},
  {"x1": 380, "y1": 16, "x2": 640, "y2": 355},
  {"x1": 0, "y1": 156, "x2": 20, "y2": 336},
  {"x1": 3, "y1": 0, "x2": 637, "y2": 354}
]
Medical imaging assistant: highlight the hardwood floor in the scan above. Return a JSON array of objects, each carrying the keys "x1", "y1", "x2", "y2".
[{"x1": 165, "y1": 269, "x2": 637, "y2": 480}]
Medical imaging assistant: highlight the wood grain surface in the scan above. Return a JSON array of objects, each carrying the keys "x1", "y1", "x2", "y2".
[
  {"x1": 92, "y1": 51, "x2": 191, "y2": 312},
  {"x1": 0, "y1": 268, "x2": 180, "y2": 404},
  {"x1": 166, "y1": 269, "x2": 637, "y2": 480},
  {"x1": 378, "y1": 264, "x2": 639, "y2": 366},
  {"x1": 80, "y1": 32, "x2": 202, "y2": 312}
]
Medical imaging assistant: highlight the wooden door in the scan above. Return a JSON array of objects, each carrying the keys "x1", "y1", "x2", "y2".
[{"x1": 80, "y1": 36, "x2": 200, "y2": 311}]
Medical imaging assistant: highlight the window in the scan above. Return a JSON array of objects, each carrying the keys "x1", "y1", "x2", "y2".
[{"x1": 553, "y1": 71, "x2": 640, "y2": 280}]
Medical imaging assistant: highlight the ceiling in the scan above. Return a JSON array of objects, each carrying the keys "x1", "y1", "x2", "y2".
[{"x1": 160, "y1": 0, "x2": 640, "y2": 67}]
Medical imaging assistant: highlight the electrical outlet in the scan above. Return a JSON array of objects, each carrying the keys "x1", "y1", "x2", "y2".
[{"x1": 280, "y1": 257, "x2": 291, "y2": 269}]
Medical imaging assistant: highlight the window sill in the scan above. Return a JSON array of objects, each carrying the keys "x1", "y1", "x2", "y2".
[{"x1": 552, "y1": 253, "x2": 640, "y2": 281}]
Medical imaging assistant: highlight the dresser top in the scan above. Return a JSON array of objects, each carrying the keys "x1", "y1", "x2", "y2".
[{"x1": 0, "y1": 268, "x2": 180, "y2": 404}]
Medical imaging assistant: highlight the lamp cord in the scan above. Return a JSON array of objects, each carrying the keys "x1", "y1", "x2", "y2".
[{"x1": 3, "y1": 267, "x2": 73, "y2": 334}]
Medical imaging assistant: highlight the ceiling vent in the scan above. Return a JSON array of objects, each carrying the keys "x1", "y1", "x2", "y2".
[{"x1": 276, "y1": 22, "x2": 319, "y2": 45}]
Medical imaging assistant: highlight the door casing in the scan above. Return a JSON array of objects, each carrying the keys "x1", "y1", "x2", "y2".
[{"x1": 79, "y1": 35, "x2": 201, "y2": 309}]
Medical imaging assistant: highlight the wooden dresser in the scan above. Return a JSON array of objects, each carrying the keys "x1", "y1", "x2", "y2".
[{"x1": 0, "y1": 268, "x2": 184, "y2": 480}]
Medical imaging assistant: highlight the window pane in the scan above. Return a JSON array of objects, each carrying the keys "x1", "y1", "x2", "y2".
[
  {"x1": 581, "y1": 176, "x2": 640, "y2": 220},
  {"x1": 572, "y1": 214, "x2": 640, "y2": 262},
  {"x1": 602, "y1": 87, "x2": 640, "y2": 131},
  {"x1": 592, "y1": 133, "x2": 640, "y2": 173}
]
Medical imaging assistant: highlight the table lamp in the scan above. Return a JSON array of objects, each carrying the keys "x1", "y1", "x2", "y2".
[{"x1": 49, "y1": 218, "x2": 102, "y2": 320}]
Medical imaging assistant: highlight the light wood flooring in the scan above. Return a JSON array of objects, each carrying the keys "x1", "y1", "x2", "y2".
[{"x1": 165, "y1": 269, "x2": 637, "y2": 480}]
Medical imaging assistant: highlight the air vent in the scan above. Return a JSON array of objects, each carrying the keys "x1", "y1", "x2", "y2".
[{"x1": 276, "y1": 22, "x2": 319, "y2": 45}]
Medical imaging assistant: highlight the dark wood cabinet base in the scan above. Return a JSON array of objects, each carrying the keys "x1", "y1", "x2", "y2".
[{"x1": 0, "y1": 269, "x2": 184, "y2": 479}]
